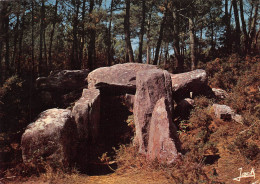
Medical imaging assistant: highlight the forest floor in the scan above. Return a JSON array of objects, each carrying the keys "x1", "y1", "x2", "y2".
[
  {"x1": 2, "y1": 163, "x2": 260, "y2": 184},
  {"x1": 4, "y1": 171, "x2": 171, "y2": 184},
  {"x1": 71, "y1": 172, "x2": 169, "y2": 184}
]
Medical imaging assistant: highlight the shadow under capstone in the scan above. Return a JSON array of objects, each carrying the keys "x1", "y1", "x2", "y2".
[{"x1": 82, "y1": 90, "x2": 134, "y2": 176}]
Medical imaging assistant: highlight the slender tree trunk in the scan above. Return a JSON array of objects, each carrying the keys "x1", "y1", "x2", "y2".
[
  {"x1": 248, "y1": 2, "x2": 254, "y2": 32},
  {"x1": 159, "y1": 46, "x2": 163, "y2": 65},
  {"x1": 43, "y1": 33, "x2": 47, "y2": 70},
  {"x1": 71, "y1": 0, "x2": 80, "y2": 69},
  {"x1": 1, "y1": 2, "x2": 10, "y2": 79},
  {"x1": 224, "y1": 0, "x2": 232, "y2": 54},
  {"x1": 39, "y1": 0, "x2": 46, "y2": 75},
  {"x1": 152, "y1": 46, "x2": 155, "y2": 59},
  {"x1": 138, "y1": 0, "x2": 146, "y2": 63},
  {"x1": 31, "y1": 0, "x2": 35, "y2": 76},
  {"x1": 18, "y1": 12, "x2": 24, "y2": 74},
  {"x1": 239, "y1": 0, "x2": 249, "y2": 54},
  {"x1": 189, "y1": 18, "x2": 196, "y2": 70},
  {"x1": 0, "y1": 1, "x2": 6, "y2": 82},
  {"x1": 124, "y1": 0, "x2": 134, "y2": 63},
  {"x1": 153, "y1": 7, "x2": 167, "y2": 65},
  {"x1": 232, "y1": 0, "x2": 241, "y2": 53},
  {"x1": 146, "y1": 13, "x2": 151, "y2": 64},
  {"x1": 4, "y1": 3, "x2": 10, "y2": 78},
  {"x1": 125, "y1": 44, "x2": 129, "y2": 63},
  {"x1": 248, "y1": 1, "x2": 258, "y2": 52},
  {"x1": 79, "y1": 0, "x2": 86, "y2": 68},
  {"x1": 198, "y1": 27, "x2": 203, "y2": 55},
  {"x1": 209, "y1": 13, "x2": 215, "y2": 52},
  {"x1": 172, "y1": 8, "x2": 183, "y2": 72},
  {"x1": 48, "y1": 0, "x2": 58, "y2": 70},
  {"x1": 12, "y1": 13, "x2": 20, "y2": 70},
  {"x1": 0, "y1": 41, "x2": 2, "y2": 84},
  {"x1": 164, "y1": 42, "x2": 169, "y2": 67},
  {"x1": 88, "y1": 0, "x2": 96, "y2": 70},
  {"x1": 107, "y1": 0, "x2": 114, "y2": 66},
  {"x1": 0, "y1": 6, "x2": 2, "y2": 83},
  {"x1": 255, "y1": 30, "x2": 260, "y2": 50}
]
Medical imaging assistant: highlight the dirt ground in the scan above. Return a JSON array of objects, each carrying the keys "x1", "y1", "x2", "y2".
[{"x1": 2, "y1": 170, "x2": 171, "y2": 184}]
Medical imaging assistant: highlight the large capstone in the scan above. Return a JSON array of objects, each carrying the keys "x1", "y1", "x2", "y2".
[{"x1": 87, "y1": 63, "x2": 158, "y2": 95}]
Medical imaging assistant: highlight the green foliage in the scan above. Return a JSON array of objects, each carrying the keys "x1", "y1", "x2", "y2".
[{"x1": 177, "y1": 120, "x2": 189, "y2": 134}]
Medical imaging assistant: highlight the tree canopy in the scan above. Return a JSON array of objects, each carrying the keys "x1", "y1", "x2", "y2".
[{"x1": 0, "y1": 0, "x2": 259, "y2": 82}]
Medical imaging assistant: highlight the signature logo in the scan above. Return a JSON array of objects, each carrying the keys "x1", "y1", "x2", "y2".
[{"x1": 233, "y1": 168, "x2": 256, "y2": 182}]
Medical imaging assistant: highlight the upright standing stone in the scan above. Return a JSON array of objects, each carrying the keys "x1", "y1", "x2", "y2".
[
  {"x1": 147, "y1": 97, "x2": 178, "y2": 164},
  {"x1": 72, "y1": 88, "x2": 100, "y2": 142},
  {"x1": 134, "y1": 69, "x2": 173, "y2": 153}
]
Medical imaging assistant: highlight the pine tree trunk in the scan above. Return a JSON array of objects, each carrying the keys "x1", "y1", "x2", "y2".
[
  {"x1": 31, "y1": 0, "x2": 35, "y2": 76},
  {"x1": 239, "y1": 0, "x2": 248, "y2": 54},
  {"x1": 48, "y1": 0, "x2": 58, "y2": 70},
  {"x1": 164, "y1": 42, "x2": 169, "y2": 67},
  {"x1": 39, "y1": 0, "x2": 45, "y2": 75},
  {"x1": 80, "y1": 0, "x2": 86, "y2": 68},
  {"x1": 107, "y1": 0, "x2": 114, "y2": 66},
  {"x1": 247, "y1": 2, "x2": 254, "y2": 32},
  {"x1": 71, "y1": 0, "x2": 80, "y2": 69},
  {"x1": 159, "y1": 46, "x2": 163, "y2": 65},
  {"x1": 0, "y1": 40, "x2": 2, "y2": 84},
  {"x1": 138, "y1": 0, "x2": 146, "y2": 63},
  {"x1": 172, "y1": 9, "x2": 183, "y2": 72},
  {"x1": 43, "y1": 2, "x2": 47, "y2": 72},
  {"x1": 153, "y1": 8, "x2": 167, "y2": 65},
  {"x1": 232, "y1": 0, "x2": 241, "y2": 53},
  {"x1": 146, "y1": 13, "x2": 151, "y2": 64},
  {"x1": 209, "y1": 13, "x2": 215, "y2": 52},
  {"x1": 124, "y1": 0, "x2": 135, "y2": 63},
  {"x1": 88, "y1": 0, "x2": 96, "y2": 70},
  {"x1": 189, "y1": 18, "x2": 196, "y2": 70},
  {"x1": 0, "y1": 16, "x2": 2, "y2": 83},
  {"x1": 43, "y1": 28, "x2": 47, "y2": 71},
  {"x1": 17, "y1": 12, "x2": 24, "y2": 75},
  {"x1": 224, "y1": 0, "x2": 232, "y2": 54},
  {"x1": 3, "y1": 2, "x2": 10, "y2": 78},
  {"x1": 248, "y1": 1, "x2": 258, "y2": 52},
  {"x1": 1, "y1": 3, "x2": 6, "y2": 83},
  {"x1": 12, "y1": 13, "x2": 20, "y2": 70}
]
